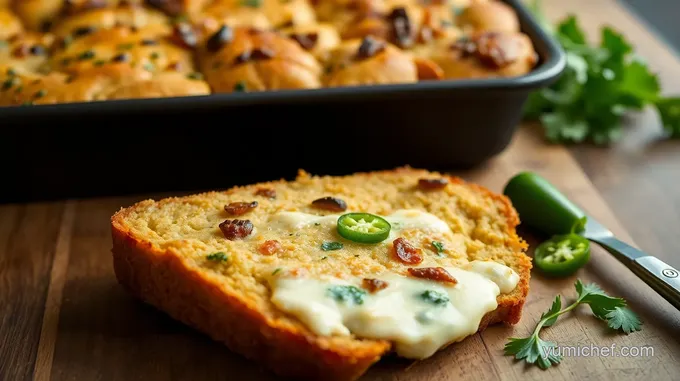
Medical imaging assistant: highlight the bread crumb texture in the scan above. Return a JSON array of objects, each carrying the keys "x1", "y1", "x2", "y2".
[{"x1": 111, "y1": 167, "x2": 531, "y2": 379}]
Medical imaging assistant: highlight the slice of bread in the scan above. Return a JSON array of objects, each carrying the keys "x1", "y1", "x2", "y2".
[{"x1": 110, "y1": 167, "x2": 531, "y2": 381}]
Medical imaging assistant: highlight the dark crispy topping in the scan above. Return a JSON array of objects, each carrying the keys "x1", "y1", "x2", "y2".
[
  {"x1": 72, "y1": 26, "x2": 97, "y2": 37},
  {"x1": 171, "y1": 23, "x2": 198, "y2": 49},
  {"x1": 145, "y1": 0, "x2": 184, "y2": 16},
  {"x1": 255, "y1": 188, "x2": 276, "y2": 198},
  {"x1": 167, "y1": 61, "x2": 183, "y2": 71},
  {"x1": 233, "y1": 47, "x2": 275, "y2": 65},
  {"x1": 387, "y1": 7, "x2": 413, "y2": 49},
  {"x1": 219, "y1": 219, "x2": 254, "y2": 240},
  {"x1": 311, "y1": 196, "x2": 347, "y2": 212},
  {"x1": 362, "y1": 278, "x2": 389, "y2": 293},
  {"x1": 392, "y1": 237, "x2": 423, "y2": 265},
  {"x1": 207, "y1": 25, "x2": 233, "y2": 53},
  {"x1": 258, "y1": 240, "x2": 283, "y2": 255},
  {"x1": 11, "y1": 44, "x2": 29, "y2": 58},
  {"x1": 40, "y1": 20, "x2": 53, "y2": 33},
  {"x1": 355, "y1": 36, "x2": 385, "y2": 60},
  {"x1": 451, "y1": 32, "x2": 519, "y2": 69},
  {"x1": 29, "y1": 45, "x2": 46, "y2": 56},
  {"x1": 418, "y1": 178, "x2": 448, "y2": 190},
  {"x1": 111, "y1": 53, "x2": 130, "y2": 63},
  {"x1": 140, "y1": 39, "x2": 159, "y2": 46},
  {"x1": 408, "y1": 267, "x2": 458, "y2": 284},
  {"x1": 224, "y1": 201, "x2": 258, "y2": 216},
  {"x1": 289, "y1": 32, "x2": 319, "y2": 50}
]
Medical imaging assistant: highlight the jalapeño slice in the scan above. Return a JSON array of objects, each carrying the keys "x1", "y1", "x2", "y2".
[
  {"x1": 337, "y1": 213, "x2": 391, "y2": 244},
  {"x1": 534, "y1": 233, "x2": 591, "y2": 277}
]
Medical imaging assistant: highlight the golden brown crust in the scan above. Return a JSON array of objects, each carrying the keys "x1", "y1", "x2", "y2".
[
  {"x1": 1, "y1": 0, "x2": 539, "y2": 107},
  {"x1": 198, "y1": 26, "x2": 321, "y2": 92},
  {"x1": 429, "y1": 31, "x2": 538, "y2": 79},
  {"x1": 110, "y1": 167, "x2": 531, "y2": 381},
  {"x1": 456, "y1": 0, "x2": 520, "y2": 34},
  {"x1": 322, "y1": 37, "x2": 417, "y2": 86}
]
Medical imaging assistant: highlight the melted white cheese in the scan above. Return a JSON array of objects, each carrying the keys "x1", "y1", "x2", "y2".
[
  {"x1": 267, "y1": 209, "x2": 452, "y2": 237},
  {"x1": 269, "y1": 260, "x2": 520, "y2": 359}
]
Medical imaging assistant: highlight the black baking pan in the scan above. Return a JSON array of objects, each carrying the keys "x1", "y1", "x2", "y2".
[{"x1": 0, "y1": 0, "x2": 565, "y2": 204}]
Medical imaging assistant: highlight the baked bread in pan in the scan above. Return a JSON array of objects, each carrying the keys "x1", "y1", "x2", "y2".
[
  {"x1": 0, "y1": 0, "x2": 538, "y2": 106},
  {"x1": 110, "y1": 167, "x2": 531, "y2": 381}
]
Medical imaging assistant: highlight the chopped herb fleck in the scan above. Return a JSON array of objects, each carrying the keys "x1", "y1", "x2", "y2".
[
  {"x1": 7, "y1": 68, "x2": 16, "y2": 76},
  {"x1": 117, "y1": 43, "x2": 134, "y2": 50},
  {"x1": 142, "y1": 62, "x2": 155, "y2": 72},
  {"x1": 419, "y1": 290, "x2": 450, "y2": 306},
  {"x1": 62, "y1": 35, "x2": 73, "y2": 48},
  {"x1": 314, "y1": 222, "x2": 321, "y2": 226},
  {"x1": 77, "y1": 50, "x2": 95, "y2": 60},
  {"x1": 1, "y1": 77, "x2": 17, "y2": 91},
  {"x1": 432, "y1": 241, "x2": 445, "y2": 255},
  {"x1": 206, "y1": 252, "x2": 228, "y2": 262},
  {"x1": 15, "y1": 86, "x2": 22, "y2": 94},
  {"x1": 241, "y1": 0, "x2": 262, "y2": 7},
  {"x1": 21, "y1": 101, "x2": 33, "y2": 106},
  {"x1": 321, "y1": 241, "x2": 343, "y2": 251},
  {"x1": 327, "y1": 285, "x2": 367, "y2": 305},
  {"x1": 186, "y1": 72, "x2": 203, "y2": 80},
  {"x1": 34, "y1": 89, "x2": 47, "y2": 98},
  {"x1": 61, "y1": 58, "x2": 72, "y2": 66},
  {"x1": 93, "y1": 60, "x2": 106, "y2": 66},
  {"x1": 150, "y1": 52, "x2": 160, "y2": 60},
  {"x1": 321, "y1": 256, "x2": 328, "y2": 260},
  {"x1": 172, "y1": 14, "x2": 189, "y2": 24},
  {"x1": 234, "y1": 81, "x2": 247, "y2": 92},
  {"x1": 272, "y1": 268, "x2": 282, "y2": 275}
]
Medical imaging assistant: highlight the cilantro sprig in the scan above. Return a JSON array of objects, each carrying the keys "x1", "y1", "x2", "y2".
[
  {"x1": 504, "y1": 279, "x2": 641, "y2": 369},
  {"x1": 525, "y1": 0, "x2": 680, "y2": 143}
]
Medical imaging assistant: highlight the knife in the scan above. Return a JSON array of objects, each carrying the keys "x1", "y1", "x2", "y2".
[{"x1": 503, "y1": 172, "x2": 680, "y2": 311}]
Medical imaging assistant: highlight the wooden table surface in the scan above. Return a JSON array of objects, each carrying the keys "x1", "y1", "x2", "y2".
[{"x1": 2, "y1": 1, "x2": 680, "y2": 380}]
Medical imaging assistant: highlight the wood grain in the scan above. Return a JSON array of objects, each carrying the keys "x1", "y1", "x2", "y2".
[{"x1": 0, "y1": 203, "x2": 65, "y2": 381}]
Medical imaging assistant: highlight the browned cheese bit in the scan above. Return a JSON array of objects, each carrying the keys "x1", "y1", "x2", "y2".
[
  {"x1": 219, "y1": 219, "x2": 254, "y2": 240},
  {"x1": 362, "y1": 278, "x2": 389, "y2": 293},
  {"x1": 418, "y1": 178, "x2": 449, "y2": 190},
  {"x1": 224, "y1": 201, "x2": 259, "y2": 216},
  {"x1": 407, "y1": 267, "x2": 458, "y2": 285},
  {"x1": 392, "y1": 238, "x2": 423, "y2": 265},
  {"x1": 311, "y1": 196, "x2": 347, "y2": 212}
]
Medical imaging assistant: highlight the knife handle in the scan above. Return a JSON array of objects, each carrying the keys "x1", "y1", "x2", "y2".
[{"x1": 597, "y1": 238, "x2": 680, "y2": 311}]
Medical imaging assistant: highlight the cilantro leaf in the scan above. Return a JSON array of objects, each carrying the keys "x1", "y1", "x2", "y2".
[
  {"x1": 605, "y1": 307, "x2": 642, "y2": 334},
  {"x1": 541, "y1": 295, "x2": 562, "y2": 327},
  {"x1": 655, "y1": 97, "x2": 680, "y2": 137},
  {"x1": 575, "y1": 280, "x2": 627, "y2": 319},
  {"x1": 523, "y1": 3, "x2": 678, "y2": 144},
  {"x1": 506, "y1": 279, "x2": 641, "y2": 369},
  {"x1": 504, "y1": 336, "x2": 562, "y2": 369},
  {"x1": 557, "y1": 16, "x2": 586, "y2": 45}
]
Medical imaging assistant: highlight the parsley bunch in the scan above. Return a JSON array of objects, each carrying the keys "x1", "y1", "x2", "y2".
[
  {"x1": 504, "y1": 280, "x2": 641, "y2": 369},
  {"x1": 525, "y1": 1, "x2": 680, "y2": 144}
]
